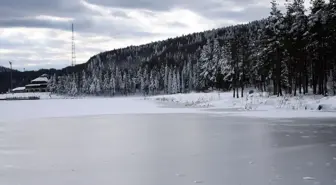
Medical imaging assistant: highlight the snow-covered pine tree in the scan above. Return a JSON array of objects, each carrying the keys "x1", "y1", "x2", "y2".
[
  {"x1": 168, "y1": 68, "x2": 173, "y2": 94},
  {"x1": 187, "y1": 60, "x2": 193, "y2": 91},
  {"x1": 172, "y1": 68, "x2": 178, "y2": 94},
  {"x1": 264, "y1": 0, "x2": 286, "y2": 96},
  {"x1": 177, "y1": 69, "x2": 181, "y2": 93},
  {"x1": 81, "y1": 70, "x2": 88, "y2": 94},
  {"x1": 70, "y1": 73, "x2": 78, "y2": 96},
  {"x1": 199, "y1": 39, "x2": 214, "y2": 90},
  {"x1": 181, "y1": 64, "x2": 186, "y2": 93},
  {"x1": 89, "y1": 74, "x2": 96, "y2": 95},
  {"x1": 115, "y1": 67, "x2": 121, "y2": 93},
  {"x1": 308, "y1": 0, "x2": 328, "y2": 94},
  {"x1": 140, "y1": 67, "x2": 149, "y2": 95},
  {"x1": 164, "y1": 64, "x2": 169, "y2": 93},
  {"x1": 154, "y1": 72, "x2": 160, "y2": 94},
  {"x1": 284, "y1": 0, "x2": 308, "y2": 95},
  {"x1": 212, "y1": 38, "x2": 221, "y2": 89},
  {"x1": 328, "y1": 0, "x2": 336, "y2": 94},
  {"x1": 103, "y1": 72, "x2": 110, "y2": 95},
  {"x1": 126, "y1": 71, "x2": 132, "y2": 95},
  {"x1": 47, "y1": 73, "x2": 56, "y2": 93},
  {"x1": 55, "y1": 76, "x2": 63, "y2": 94},
  {"x1": 109, "y1": 75, "x2": 116, "y2": 96},
  {"x1": 219, "y1": 44, "x2": 233, "y2": 91},
  {"x1": 149, "y1": 70, "x2": 155, "y2": 95},
  {"x1": 122, "y1": 72, "x2": 127, "y2": 95}
]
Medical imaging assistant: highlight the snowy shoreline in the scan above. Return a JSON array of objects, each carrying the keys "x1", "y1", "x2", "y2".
[
  {"x1": 1, "y1": 91, "x2": 336, "y2": 121},
  {"x1": 147, "y1": 91, "x2": 336, "y2": 113}
]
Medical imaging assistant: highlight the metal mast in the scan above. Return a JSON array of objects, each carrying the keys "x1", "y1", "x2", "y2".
[
  {"x1": 9, "y1": 61, "x2": 12, "y2": 91},
  {"x1": 71, "y1": 23, "x2": 76, "y2": 67}
]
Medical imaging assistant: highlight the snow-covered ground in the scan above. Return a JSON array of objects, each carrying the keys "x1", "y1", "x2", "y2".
[
  {"x1": 0, "y1": 92, "x2": 64, "y2": 100},
  {"x1": 147, "y1": 91, "x2": 336, "y2": 118}
]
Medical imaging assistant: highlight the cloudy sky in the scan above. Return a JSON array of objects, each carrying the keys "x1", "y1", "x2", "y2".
[{"x1": 0, "y1": 0, "x2": 294, "y2": 71}]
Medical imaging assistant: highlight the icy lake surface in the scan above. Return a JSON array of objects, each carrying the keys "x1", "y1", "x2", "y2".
[{"x1": 1, "y1": 113, "x2": 336, "y2": 185}]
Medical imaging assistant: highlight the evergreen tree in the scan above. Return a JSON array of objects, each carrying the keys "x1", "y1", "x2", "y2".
[{"x1": 199, "y1": 39, "x2": 213, "y2": 89}]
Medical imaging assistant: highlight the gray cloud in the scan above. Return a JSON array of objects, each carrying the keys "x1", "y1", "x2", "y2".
[
  {"x1": 0, "y1": 15, "x2": 158, "y2": 39},
  {"x1": 86, "y1": 0, "x2": 257, "y2": 11},
  {"x1": 0, "y1": 0, "x2": 87, "y2": 18},
  {"x1": 0, "y1": 0, "x2": 272, "y2": 31},
  {"x1": 86, "y1": 0, "x2": 269, "y2": 21},
  {"x1": 0, "y1": 0, "x2": 168, "y2": 39},
  {"x1": 0, "y1": 18, "x2": 71, "y2": 30},
  {"x1": 204, "y1": 5, "x2": 272, "y2": 23}
]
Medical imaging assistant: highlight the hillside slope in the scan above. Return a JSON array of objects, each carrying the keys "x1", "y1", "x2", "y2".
[{"x1": 0, "y1": 66, "x2": 17, "y2": 73}]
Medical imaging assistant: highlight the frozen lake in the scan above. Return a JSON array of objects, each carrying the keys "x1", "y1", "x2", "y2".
[{"x1": 1, "y1": 113, "x2": 336, "y2": 185}]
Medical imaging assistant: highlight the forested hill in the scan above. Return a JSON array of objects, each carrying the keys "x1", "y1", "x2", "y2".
[
  {"x1": 0, "y1": 66, "x2": 17, "y2": 73},
  {"x1": 49, "y1": 20, "x2": 265, "y2": 96},
  {"x1": 3, "y1": 0, "x2": 336, "y2": 97}
]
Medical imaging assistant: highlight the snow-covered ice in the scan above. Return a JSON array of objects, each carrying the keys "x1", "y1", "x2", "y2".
[
  {"x1": 2, "y1": 90, "x2": 336, "y2": 121},
  {"x1": 1, "y1": 92, "x2": 336, "y2": 185},
  {"x1": 0, "y1": 96, "x2": 202, "y2": 122},
  {"x1": 1, "y1": 113, "x2": 336, "y2": 185}
]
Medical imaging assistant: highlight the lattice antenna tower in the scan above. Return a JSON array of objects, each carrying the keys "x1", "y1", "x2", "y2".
[{"x1": 71, "y1": 23, "x2": 76, "y2": 67}]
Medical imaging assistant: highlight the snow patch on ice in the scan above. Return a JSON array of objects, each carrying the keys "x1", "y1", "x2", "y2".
[
  {"x1": 303, "y1": 177, "x2": 316, "y2": 180},
  {"x1": 150, "y1": 91, "x2": 222, "y2": 108},
  {"x1": 175, "y1": 173, "x2": 185, "y2": 177}
]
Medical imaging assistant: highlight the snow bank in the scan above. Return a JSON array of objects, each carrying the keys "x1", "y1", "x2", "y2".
[
  {"x1": 150, "y1": 91, "x2": 224, "y2": 108},
  {"x1": 149, "y1": 91, "x2": 336, "y2": 114},
  {"x1": 0, "y1": 92, "x2": 63, "y2": 100}
]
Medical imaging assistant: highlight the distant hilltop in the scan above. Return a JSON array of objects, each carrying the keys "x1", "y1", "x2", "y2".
[{"x1": 0, "y1": 66, "x2": 18, "y2": 73}]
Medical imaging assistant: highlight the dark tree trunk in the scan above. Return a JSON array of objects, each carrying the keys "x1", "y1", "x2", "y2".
[
  {"x1": 324, "y1": 71, "x2": 328, "y2": 95},
  {"x1": 273, "y1": 79, "x2": 277, "y2": 96},
  {"x1": 288, "y1": 66, "x2": 293, "y2": 94},
  {"x1": 236, "y1": 80, "x2": 239, "y2": 98},
  {"x1": 294, "y1": 76, "x2": 297, "y2": 96},
  {"x1": 305, "y1": 73, "x2": 309, "y2": 94},
  {"x1": 299, "y1": 73, "x2": 302, "y2": 94},
  {"x1": 233, "y1": 85, "x2": 236, "y2": 98}
]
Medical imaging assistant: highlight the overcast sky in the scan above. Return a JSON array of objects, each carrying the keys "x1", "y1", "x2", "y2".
[{"x1": 0, "y1": 0, "x2": 296, "y2": 71}]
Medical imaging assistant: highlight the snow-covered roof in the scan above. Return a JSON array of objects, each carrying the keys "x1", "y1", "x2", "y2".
[
  {"x1": 26, "y1": 84, "x2": 43, "y2": 87},
  {"x1": 31, "y1": 76, "x2": 49, "y2": 83},
  {"x1": 12, "y1": 87, "x2": 25, "y2": 91}
]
